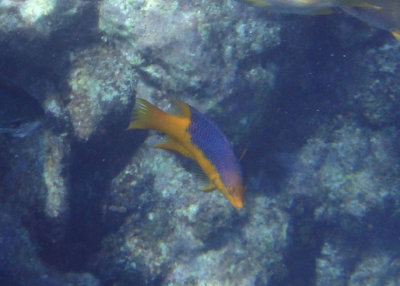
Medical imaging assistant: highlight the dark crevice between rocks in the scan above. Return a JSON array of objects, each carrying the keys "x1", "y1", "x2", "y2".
[
  {"x1": 361, "y1": 197, "x2": 400, "y2": 252},
  {"x1": 0, "y1": 272, "x2": 21, "y2": 286},
  {"x1": 238, "y1": 15, "x2": 367, "y2": 198},
  {"x1": 100, "y1": 269, "x2": 164, "y2": 286},
  {"x1": 0, "y1": 1, "x2": 103, "y2": 142},
  {"x1": 269, "y1": 196, "x2": 400, "y2": 286},
  {"x1": 0, "y1": 0, "x2": 135, "y2": 278},
  {"x1": 269, "y1": 198, "x2": 328, "y2": 286},
  {"x1": 0, "y1": 0, "x2": 101, "y2": 87},
  {"x1": 33, "y1": 109, "x2": 146, "y2": 273},
  {"x1": 203, "y1": 227, "x2": 238, "y2": 251}
]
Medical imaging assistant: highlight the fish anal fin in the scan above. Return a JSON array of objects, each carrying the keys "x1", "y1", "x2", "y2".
[
  {"x1": 392, "y1": 30, "x2": 400, "y2": 43},
  {"x1": 153, "y1": 137, "x2": 195, "y2": 160},
  {"x1": 201, "y1": 183, "x2": 217, "y2": 192}
]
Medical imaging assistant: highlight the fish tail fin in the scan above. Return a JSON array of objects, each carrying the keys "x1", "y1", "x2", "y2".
[{"x1": 128, "y1": 98, "x2": 168, "y2": 130}]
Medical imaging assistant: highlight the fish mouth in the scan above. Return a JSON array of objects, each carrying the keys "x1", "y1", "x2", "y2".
[
  {"x1": 226, "y1": 185, "x2": 244, "y2": 210},
  {"x1": 229, "y1": 196, "x2": 243, "y2": 210},
  {"x1": 233, "y1": 201, "x2": 243, "y2": 210}
]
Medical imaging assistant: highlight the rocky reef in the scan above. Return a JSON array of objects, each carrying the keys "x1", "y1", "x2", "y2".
[{"x1": 0, "y1": 0, "x2": 399, "y2": 285}]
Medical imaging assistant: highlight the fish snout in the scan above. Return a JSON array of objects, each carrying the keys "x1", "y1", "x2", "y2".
[{"x1": 228, "y1": 185, "x2": 245, "y2": 210}]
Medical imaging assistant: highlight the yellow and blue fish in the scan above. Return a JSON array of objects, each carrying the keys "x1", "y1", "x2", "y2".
[
  {"x1": 128, "y1": 98, "x2": 245, "y2": 209},
  {"x1": 243, "y1": 0, "x2": 379, "y2": 15},
  {"x1": 341, "y1": 0, "x2": 400, "y2": 42}
]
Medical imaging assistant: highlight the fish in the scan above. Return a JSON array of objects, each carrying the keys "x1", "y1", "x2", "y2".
[
  {"x1": 341, "y1": 0, "x2": 400, "y2": 42},
  {"x1": 128, "y1": 98, "x2": 245, "y2": 209},
  {"x1": 242, "y1": 0, "x2": 380, "y2": 15},
  {"x1": 0, "y1": 77, "x2": 44, "y2": 137}
]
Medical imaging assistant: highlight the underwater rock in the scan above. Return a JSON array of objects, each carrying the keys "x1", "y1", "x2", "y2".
[
  {"x1": 0, "y1": 127, "x2": 73, "y2": 248},
  {"x1": 316, "y1": 233, "x2": 400, "y2": 286},
  {"x1": 0, "y1": 204, "x2": 100, "y2": 286},
  {"x1": 349, "y1": 43, "x2": 400, "y2": 127},
  {"x1": 349, "y1": 250, "x2": 400, "y2": 286},
  {"x1": 66, "y1": 46, "x2": 135, "y2": 140},
  {"x1": 92, "y1": 145, "x2": 289, "y2": 285},
  {"x1": 98, "y1": 0, "x2": 280, "y2": 102},
  {"x1": 287, "y1": 122, "x2": 400, "y2": 227},
  {"x1": 1, "y1": 128, "x2": 47, "y2": 217},
  {"x1": 0, "y1": 0, "x2": 90, "y2": 35},
  {"x1": 285, "y1": 118, "x2": 400, "y2": 284},
  {"x1": 165, "y1": 196, "x2": 289, "y2": 285},
  {"x1": 42, "y1": 130, "x2": 70, "y2": 220},
  {"x1": 316, "y1": 234, "x2": 363, "y2": 286},
  {"x1": 0, "y1": 0, "x2": 56, "y2": 33}
]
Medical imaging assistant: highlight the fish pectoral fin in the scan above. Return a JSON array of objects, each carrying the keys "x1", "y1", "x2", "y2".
[
  {"x1": 201, "y1": 183, "x2": 217, "y2": 192},
  {"x1": 392, "y1": 30, "x2": 400, "y2": 43},
  {"x1": 153, "y1": 138, "x2": 195, "y2": 160}
]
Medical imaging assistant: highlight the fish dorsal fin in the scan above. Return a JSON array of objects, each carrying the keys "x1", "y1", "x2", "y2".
[
  {"x1": 172, "y1": 99, "x2": 191, "y2": 119},
  {"x1": 153, "y1": 137, "x2": 195, "y2": 160},
  {"x1": 392, "y1": 30, "x2": 400, "y2": 43}
]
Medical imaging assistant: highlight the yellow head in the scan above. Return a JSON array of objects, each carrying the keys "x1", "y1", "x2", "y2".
[{"x1": 225, "y1": 183, "x2": 245, "y2": 210}]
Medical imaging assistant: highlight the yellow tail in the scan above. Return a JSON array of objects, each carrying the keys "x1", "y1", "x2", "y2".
[
  {"x1": 128, "y1": 98, "x2": 192, "y2": 140},
  {"x1": 128, "y1": 98, "x2": 168, "y2": 130}
]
